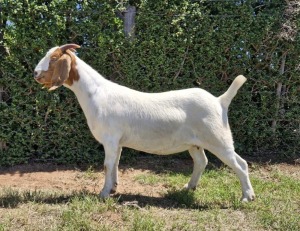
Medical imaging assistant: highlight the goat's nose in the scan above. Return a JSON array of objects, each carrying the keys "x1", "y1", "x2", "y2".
[{"x1": 34, "y1": 71, "x2": 38, "y2": 78}]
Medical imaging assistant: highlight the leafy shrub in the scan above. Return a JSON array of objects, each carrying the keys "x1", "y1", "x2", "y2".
[{"x1": 0, "y1": 0, "x2": 299, "y2": 165}]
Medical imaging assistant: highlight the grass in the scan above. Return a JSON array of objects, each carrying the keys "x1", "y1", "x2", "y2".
[{"x1": 0, "y1": 164, "x2": 299, "y2": 231}]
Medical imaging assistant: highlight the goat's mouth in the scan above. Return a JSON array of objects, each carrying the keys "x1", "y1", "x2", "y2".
[
  {"x1": 34, "y1": 73, "x2": 44, "y2": 82},
  {"x1": 35, "y1": 77, "x2": 45, "y2": 86},
  {"x1": 34, "y1": 77, "x2": 43, "y2": 84},
  {"x1": 41, "y1": 82, "x2": 53, "y2": 89},
  {"x1": 34, "y1": 76, "x2": 52, "y2": 89}
]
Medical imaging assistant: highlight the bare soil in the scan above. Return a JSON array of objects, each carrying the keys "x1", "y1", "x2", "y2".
[{"x1": 0, "y1": 157, "x2": 192, "y2": 198}]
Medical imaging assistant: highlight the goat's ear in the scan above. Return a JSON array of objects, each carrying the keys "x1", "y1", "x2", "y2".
[
  {"x1": 60, "y1": 44, "x2": 80, "y2": 52},
  {"x1": 49, "y1": 54, "x2": 71, "y2": 91}
]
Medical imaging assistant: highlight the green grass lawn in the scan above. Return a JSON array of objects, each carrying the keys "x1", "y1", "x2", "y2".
[{"x1": 0, "y1": 163, "x2": 299, "y2": 231}]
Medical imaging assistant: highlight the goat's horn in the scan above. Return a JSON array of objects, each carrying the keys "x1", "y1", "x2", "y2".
[{"x1": 60, "y1": 44, "x2": 81, "y2": 52}]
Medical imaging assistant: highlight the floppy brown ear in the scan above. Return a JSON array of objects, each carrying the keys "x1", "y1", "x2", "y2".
[{"x1": 49, "y1": 54, "x2": 72, "y2": 91}]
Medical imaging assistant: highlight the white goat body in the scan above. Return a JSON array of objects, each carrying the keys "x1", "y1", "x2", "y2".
[{"x1": 34, "y1": 44, "x2": 255, "y2": 202}]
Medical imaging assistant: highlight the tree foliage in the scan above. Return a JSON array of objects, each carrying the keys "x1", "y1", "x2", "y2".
[{"x1": 0, "y1": 0, "x2": 299, "y2": 165}]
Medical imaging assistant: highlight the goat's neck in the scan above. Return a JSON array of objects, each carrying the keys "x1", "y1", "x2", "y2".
[{"x1": 64, "y1": 56, "x2": 111, "y2": 111}]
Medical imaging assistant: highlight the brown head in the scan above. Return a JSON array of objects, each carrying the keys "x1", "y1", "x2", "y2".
[{"x1": 34, "y1": 44, "x2": 80, "y2": 91}]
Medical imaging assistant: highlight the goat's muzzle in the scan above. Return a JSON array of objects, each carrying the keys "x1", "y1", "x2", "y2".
[
  {"x1": 34, "y1": 71, "x2": 52, "y2": 89},
  {"x1": 34, "y1": 72, "x2": 43, "y2": 83}
]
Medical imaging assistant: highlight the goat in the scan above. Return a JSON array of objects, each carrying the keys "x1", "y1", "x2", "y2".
[{"x1": 34, "y1": 44, "x2": 255, "y2": 202}]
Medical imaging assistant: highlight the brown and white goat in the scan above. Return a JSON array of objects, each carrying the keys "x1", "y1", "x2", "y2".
[{"x1": 34, "y1": 44, "x2": 255, "y2": 202}]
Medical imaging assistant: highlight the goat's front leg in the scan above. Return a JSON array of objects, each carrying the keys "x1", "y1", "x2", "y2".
[
  {"x1": 110, "y1": 147, "x2": 122, "y2": 194},
  {"x1": 100, "y1": 144, "x2": 121, "y2": 199}
]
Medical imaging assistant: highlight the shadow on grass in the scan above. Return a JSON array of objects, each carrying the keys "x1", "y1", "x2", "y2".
[
  {"x1": 115, "y1": 189, "x2": 238, "y2": 210},
  {"x1": 115, "y1": 191, "x2": 207, "y2": 210},
  {"x1": 0, "y1": 189, "x2": 92, "y2": 208},
  {"x1": 0, "y1": 188, "x2": 239, "y2": 211}
]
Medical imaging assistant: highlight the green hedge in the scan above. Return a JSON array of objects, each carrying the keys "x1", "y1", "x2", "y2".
[{"x1": 0, "y1": 0, "x2": 299, "y2": 166}]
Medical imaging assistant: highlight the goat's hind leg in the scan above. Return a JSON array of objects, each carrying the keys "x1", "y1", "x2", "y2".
[
  {"x1": 184, "y1": 146, "x2": 208, "y2": 190},
  {"x1": 213, "y1": 148, "x2": 255, "y2": 202}
]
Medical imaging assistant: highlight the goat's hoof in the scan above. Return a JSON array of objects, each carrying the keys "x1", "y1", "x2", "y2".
[
  {"x1": 183, "y1": 183, "x2": 196, "y2": 191},
  {"x1": 241, "y1": 193, "x2": 255, "y2": 202},
  {"x1": 110, "y1": 188, "x2": 117, "y2": 194},
  {"x1": 99, "y1": 190, "x2": 110, "y2": 199},
  {"x1": 110, "y1": 183, "x2": 118, "y2": 194}
]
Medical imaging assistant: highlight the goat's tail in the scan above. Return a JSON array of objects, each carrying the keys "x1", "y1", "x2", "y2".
[{"x1": 218, "y1": 75, "x2": 247, "y2": 108}]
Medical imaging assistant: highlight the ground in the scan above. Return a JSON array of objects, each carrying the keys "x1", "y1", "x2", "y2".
[
  {"x1": 0, "y1": 156, "x2": 298, "y2": 197},
  {"x1": 0, "y1": 156, "x2": 299, "y2": 230},
  {"x1": 0, "y1": 157, "x2": 192, "y2": 198}
]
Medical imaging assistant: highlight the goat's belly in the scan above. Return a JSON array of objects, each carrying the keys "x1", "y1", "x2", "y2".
[
  {"x1": 144, "y1": 145, "x2": 190, "y2": 155},
  {"x1": 120, "y1": 125, "x2": 198, "y2": 155},
  {"x1": 123, "y1": 139, "x2": 191, "y2": 155},
  {"x1": 129, "y1": 144, "x2": 190, "y2": 155}
]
